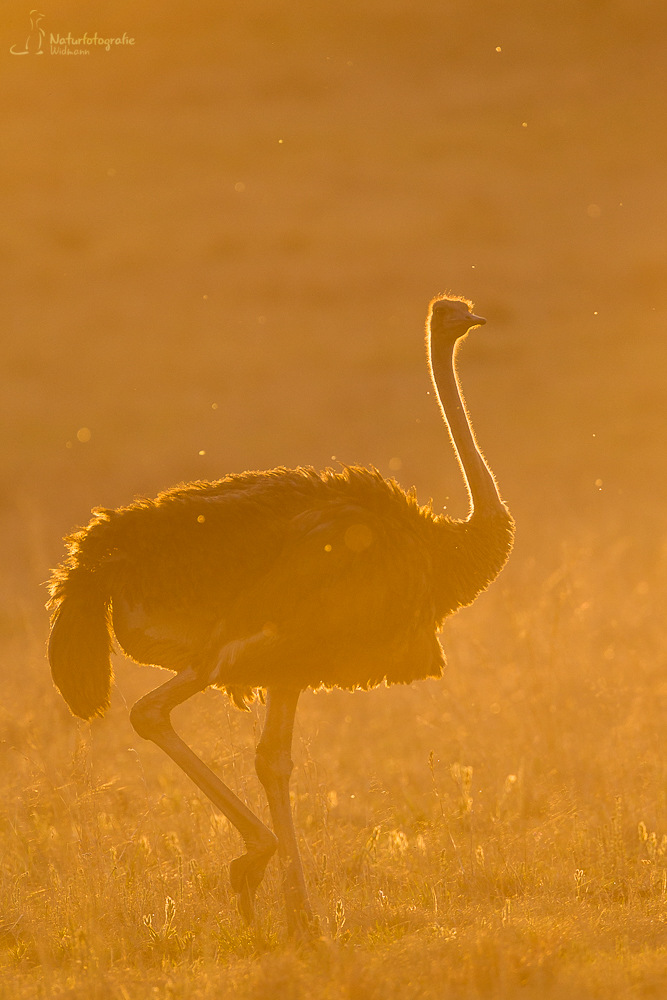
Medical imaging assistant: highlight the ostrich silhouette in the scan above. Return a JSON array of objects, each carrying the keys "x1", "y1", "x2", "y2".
[{"x1": 47, "y1": 295, "x2": 514, "y2": 934}]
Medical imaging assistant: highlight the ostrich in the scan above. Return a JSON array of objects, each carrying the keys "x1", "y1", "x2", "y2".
[{"x1": 47, "y1": 295, "x2": 514, "y2": 934}]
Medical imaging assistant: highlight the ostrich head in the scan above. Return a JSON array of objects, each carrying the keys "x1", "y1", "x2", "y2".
[{"x1": 428, "y1": 295, "x2": 486, "y2": 344}]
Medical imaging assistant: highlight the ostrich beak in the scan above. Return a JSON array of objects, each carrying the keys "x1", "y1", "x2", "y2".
[{"x1": 467, "y1": 313, "x2": 486, "y2": 327}]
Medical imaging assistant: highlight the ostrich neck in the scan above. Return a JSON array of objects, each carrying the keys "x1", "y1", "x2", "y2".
[{"x1": 428, "y1": 335, "x2": 503, "y2": 517}]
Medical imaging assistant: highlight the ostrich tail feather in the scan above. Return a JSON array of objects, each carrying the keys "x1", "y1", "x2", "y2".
[{"x1": 47, "y1": 566, "x2": 113, "y2": 720}]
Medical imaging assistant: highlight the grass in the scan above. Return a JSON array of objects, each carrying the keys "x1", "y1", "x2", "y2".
[
  {"x1": 2, "y1": 533, "x2": 666, "y2": 997},
  {"x1": 2, "y1": 0, "x2": 667, "y2": 996}
]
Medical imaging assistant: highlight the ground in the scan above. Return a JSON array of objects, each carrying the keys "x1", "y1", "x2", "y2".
[{"x1": 1, "y1": 1, "x2": 666, "y2": 997}]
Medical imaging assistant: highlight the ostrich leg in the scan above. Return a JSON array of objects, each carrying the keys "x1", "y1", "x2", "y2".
[
  {"x1": 129, "y1": 666, "x2": 278, "y2": 922},
  {"x1": 255, "y1": 687, "x2": 313, "y2": 934}
]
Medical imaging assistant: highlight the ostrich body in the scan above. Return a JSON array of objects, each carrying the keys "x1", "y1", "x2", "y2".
[{"x1": 48, "y1": 296, "x2": 514, "y2": 933}]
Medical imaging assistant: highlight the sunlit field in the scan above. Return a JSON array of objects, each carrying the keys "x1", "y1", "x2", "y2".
[{"x1": 2, "y1": 1, "x2": 666, "y2": 997}]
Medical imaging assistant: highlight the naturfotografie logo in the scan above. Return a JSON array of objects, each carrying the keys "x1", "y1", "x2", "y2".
[
  {"x1": 10, "y1": 11, "x2": 135, "y2": 56},
  {"x1": 9, "y1": 10, "x2": 45, "y2": 54}
]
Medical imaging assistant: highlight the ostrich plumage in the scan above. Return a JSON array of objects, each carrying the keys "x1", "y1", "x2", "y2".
[{"x1": 47, "y1": 295, "x2": 514, "y2": 934}]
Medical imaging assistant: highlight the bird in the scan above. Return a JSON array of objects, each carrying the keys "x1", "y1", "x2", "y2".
[{"x1": 47, "y1": 294, "x2": 514, "y2": 935}]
